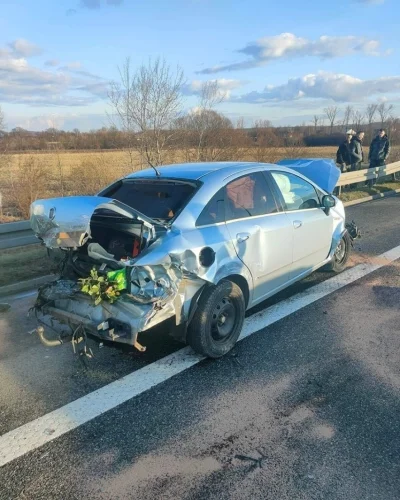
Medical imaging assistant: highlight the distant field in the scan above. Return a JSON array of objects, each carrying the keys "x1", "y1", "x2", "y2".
[
  {"x1": 1, "y1": 145, "x2": 398, "y2": 221},
  {"x1": 6, "y1": 149, "x2": 135, "y2": 176},
  {"x1": 4, "y1": 146, "x2": 339, "y2": 174}
]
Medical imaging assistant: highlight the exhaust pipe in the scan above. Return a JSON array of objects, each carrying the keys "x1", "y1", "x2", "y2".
[{"x1": 29, "y1": 326, "x2": 72, "y2": 347}]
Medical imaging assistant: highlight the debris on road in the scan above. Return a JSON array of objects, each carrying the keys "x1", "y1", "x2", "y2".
[
  {"x1": 235, "y1": 451, "x2": 268, "y2": 469},
  {"x1": 0, "y1": 303, "x2": 10, "y2": 312}
]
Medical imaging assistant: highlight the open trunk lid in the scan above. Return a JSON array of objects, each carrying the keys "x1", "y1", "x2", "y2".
[
  {"x1": 277, "y1": 158, "x2": 340, "y2": 194},
  {"x1": 30, "y1": 196, "x2": 163, "y2": 249}
]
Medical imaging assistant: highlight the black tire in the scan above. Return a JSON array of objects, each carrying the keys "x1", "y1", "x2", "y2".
[
  {"x1": 187, "y1": 280, "x2": 245, "y2": 358},
  {"x1": 325, "y1": 232, "x2": 351, "y2": 273}
]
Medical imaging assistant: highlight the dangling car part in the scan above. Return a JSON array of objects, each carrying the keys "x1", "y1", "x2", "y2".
[
  {"x1": 30, "y1": 160, "x2": 358, "y2": 359},
  {"x1": 345, "y1": 220, "x2": 361, "y2": 243}
]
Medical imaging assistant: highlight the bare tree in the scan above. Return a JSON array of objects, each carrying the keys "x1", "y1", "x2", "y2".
[
  {"x1": 0, "y1": 106, "x2": 4, "y2": 132},
  {"x1": 109, "y1": 57, "x2": 184, "y2": 169},
  {"x1": 175, "y1": 108, "x2": 235, "y2": 162},
  {"x1": 174, "y1": 80, "x2": 229, "y2": 162},
  {"x1": 46, "y1": 119, "x2": 67, "y2": 198},
  {"x1": 199, "y1": 80, "x2": 225, "y2": 111},
  {"x1": 352, "y1": 110, "x2": 365, "y2": 130},
  {"x1": 364, "y1": 103, "x2": 378, "y2": 142},
  {"x1": 312, "y1": 115, "x2": 320, "y2": 132},
  {"x1": 0, "y1": 106, "x2": 6, "y2": 219},
  {"x1": 7, "y1": 155, "x2": 48, "y2": 219},
  {"x1": 377, "y1": 102, "x2": 394, "y2": 128},
  {"x1": 365, "y1": 104, "x2": 378, "y2": 128},
  {"x1": 342, "y1": 105, "x2": 353, "y2": 132},
  {"x1": 108, "y1": 62, "x2": 138, "y2": 167},
  {"x1": 193, "y1": 81, "x2": 226, "y2": 161},
  {"x1": 324, "y1": 106, "x2": 338, "y2": 134},
  {"x1": 386, "y1": 115, "x2": 399, "y2": 141},
  {"x1": 254, "y1": 119, "x2": 272, "y2": 129},
  {"x1": 235, "y1": 117, "x2": 245, "y2": 129}
]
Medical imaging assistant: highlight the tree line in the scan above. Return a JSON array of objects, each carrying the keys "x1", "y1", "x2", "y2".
[{"x1": 0, "y1": 59, "x2": 399, "y2": 166}]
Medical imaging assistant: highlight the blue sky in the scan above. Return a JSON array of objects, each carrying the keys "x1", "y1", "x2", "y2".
[{"x1": 0, "y1": 0, "x2": 399, "y2": 130}]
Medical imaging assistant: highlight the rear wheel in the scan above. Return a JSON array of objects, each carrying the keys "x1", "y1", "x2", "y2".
[
  {"x1": 187, "y1": 280, "x2": 245, "y2": 358},
  {"x1": 326, "y1": 232, "x2": 351, "y2": 273}
]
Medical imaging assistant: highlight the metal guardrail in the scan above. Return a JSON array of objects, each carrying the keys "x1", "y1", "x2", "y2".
[
  {"x1": 1, "y1": 160, "x2": 400, "y2": 250},
  {"x1": 337, "y1": 160, "x2": 400, "y2": 187},
  {"x1": 0, "y1": 220, "x2": 37, "y2": 250}
]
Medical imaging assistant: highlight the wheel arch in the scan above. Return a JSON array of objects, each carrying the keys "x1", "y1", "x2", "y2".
[{"x1": 220, "y1": 273, "x2": 250, "y2": 309}]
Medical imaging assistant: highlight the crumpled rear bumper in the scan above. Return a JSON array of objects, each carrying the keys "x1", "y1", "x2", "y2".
[
  {"x1": 33, "y1": 271, "x2": 207, "y2": 353},
  {"x1": 38, "y1": 290, "x2": 176, "y2": 348}
]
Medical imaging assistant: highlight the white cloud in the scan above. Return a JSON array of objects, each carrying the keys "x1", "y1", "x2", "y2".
[
  {"x1": 199, "y1": 33, "x2": 384, "y2": 74},
  {"x1": 357, "y1": 0, "x2": 385, "y2": 4},
  {"x1": 80, "y1": 0, "x2": 123, "y2": 8},
  {"x1": 59, "y1": 61, "x2": 82, "y2": 70},
  {"x1": 0, "y1": 41, "x2": 108, "y2": 107},
  {"x1": 44, "y1": 59, "x2": 60, "y2": 67},
  {"x1": 58, "y1": 62, "x2": 103, "y2": 80},
  {"x1": 233, "y1": 71, "x2": 400, "y2": 103},
  {"x1": 8, "y1": 113, "x2": 107, "y2": 131},
  {"x1": 8, "y1": 39, "x2": 42, "y2": 57},
  {"x1": 77, "y1": 81, "x2": 109, "y2": 98},
  {"x1": 182, "y1": 78, "x2": 244, "y2": 98},
  {"x1": 66, "y1": 0, "x2": 123, "y2": 15}
]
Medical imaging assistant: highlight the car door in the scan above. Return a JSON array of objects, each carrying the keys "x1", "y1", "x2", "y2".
[
  {"x1": 269, "y1": 170, "x2": 333, "y2": 279},
  {"x1": 224, "y1": 171, "x2": 293, "y2": 304}
]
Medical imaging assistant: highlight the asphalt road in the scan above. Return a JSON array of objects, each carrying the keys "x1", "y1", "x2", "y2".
[{"x1": 1, "y1": 195, "x2": 400, "y2": 499}]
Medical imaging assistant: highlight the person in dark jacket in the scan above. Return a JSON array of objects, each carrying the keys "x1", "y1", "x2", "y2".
[
  {"x1": 336, "y1": 130, "x2": 354, "y2": 172},
  {"x1": 349, "y1": 131, "x2": 365, "y2": 189},
  {"x1": 367, "y1": 129, "x2": 391, "y2": 187},
  {"x1": 350, "y1": 131, "x2": 365, "y2": 170}
]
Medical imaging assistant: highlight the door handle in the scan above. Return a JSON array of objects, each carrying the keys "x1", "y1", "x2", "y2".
[
  {"x1": 293, "y1": 220, "x2": 302, "y2": 229},
  {"x1": 236, "y1": 232, "x2": 250, "y2": 243}
]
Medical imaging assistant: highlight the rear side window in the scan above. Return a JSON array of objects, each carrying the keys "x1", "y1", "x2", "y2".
[
  {"x1": 197, "y1": 188, "x2": 225, "y2": 226},
  {"x1": 270, "y1": 172, "x2": 320, "y2": 211},
  {"x1": 225, "y1": 172, "x2": 279, "y2": 221},
  {"x1": 101, "y1": 180, "x2": 197, "y2": 221}
]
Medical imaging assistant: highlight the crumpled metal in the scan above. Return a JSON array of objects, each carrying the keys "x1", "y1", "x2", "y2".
[
  {"x1": 30, "y1": 196, "x2": 158, "y2": 249},
  {"x1": 129, "y1": 264, "x2": 183, "y2": 304},
  {"x1": 37, "y1": 279, "x2": 81, "y2": 302}
]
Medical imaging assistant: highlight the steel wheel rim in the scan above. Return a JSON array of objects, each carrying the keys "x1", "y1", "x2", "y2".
[
  {"x1": 210, "y1": 297, "x2": 236, "y2": 342},
  {"x1": 335, "y1": 238, "x2": 346, "y2": 263}
]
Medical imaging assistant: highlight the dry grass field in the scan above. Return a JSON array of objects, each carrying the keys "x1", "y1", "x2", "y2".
[{"x1": 1, "y1": 145, "x2": 398, "y2": 221}]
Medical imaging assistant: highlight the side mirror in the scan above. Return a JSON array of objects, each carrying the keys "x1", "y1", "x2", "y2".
[{"x1": 322, "y1": 194, "x2": 336, "y2": 215}]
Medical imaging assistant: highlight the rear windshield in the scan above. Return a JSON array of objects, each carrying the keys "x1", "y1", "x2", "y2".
[{"x1": 101, "y1": 179, "x2": 198, "y2": 221}]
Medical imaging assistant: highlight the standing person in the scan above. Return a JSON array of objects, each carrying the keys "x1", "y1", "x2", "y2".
[
  {"x1": 336, "y1": 129, "x2": 354, "y2": 172},
  {"x1": 349, "y1": 131, "x2": 365, "y2": 190},
  {"x1": 368, "y1": 129, "x2": 391, "y2": 187},
  {"x1": 350, "y1": 131, "x2": 365, "y2": 171}
]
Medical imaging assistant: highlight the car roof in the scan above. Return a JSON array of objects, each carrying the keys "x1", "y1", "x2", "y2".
[{"x1": 124, "y1": 162, "x2": 273, "y2": 181}]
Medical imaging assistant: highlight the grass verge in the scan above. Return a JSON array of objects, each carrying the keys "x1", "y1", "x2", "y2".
[
  {"x1": 0, "y1": 245, "x2": 57, "y2": 288},
  {"x1": 339, "y1": 181, "x2": 400, "y2": 203}
]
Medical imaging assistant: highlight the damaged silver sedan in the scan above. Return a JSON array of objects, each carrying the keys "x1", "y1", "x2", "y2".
[{"x1": 30, "y1": 160, "x2": 355, "y2": 358}]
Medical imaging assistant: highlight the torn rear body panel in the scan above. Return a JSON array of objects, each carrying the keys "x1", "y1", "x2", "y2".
[{"x1": 30, "y1": 195, "x2": 209, "y2": 352}]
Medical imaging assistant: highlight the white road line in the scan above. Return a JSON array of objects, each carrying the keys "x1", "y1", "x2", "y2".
[{"x1": 1, "y1": 244, "x2": 400, "y2": 468}]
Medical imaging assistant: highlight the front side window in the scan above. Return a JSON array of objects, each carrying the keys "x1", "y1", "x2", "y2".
[
  {"x1": 225, "y1": 172, "x2": 279, "y2": 221},
  {"x1": 270, "y1": 172, "x2": 320, "y2": 211}
]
